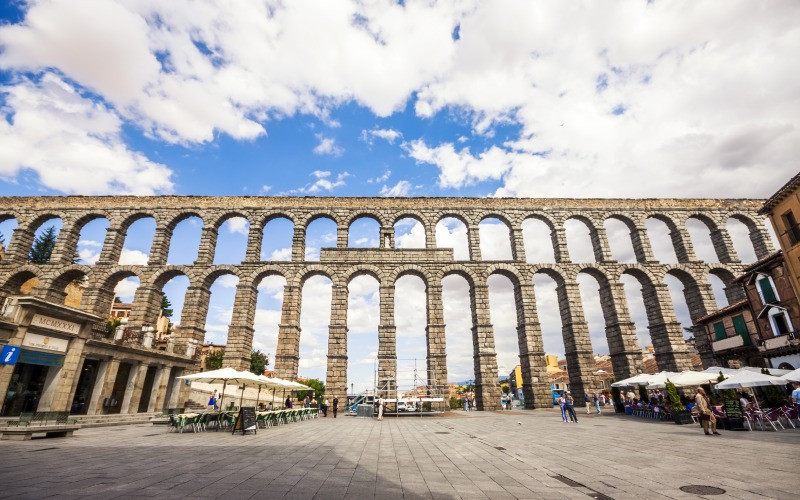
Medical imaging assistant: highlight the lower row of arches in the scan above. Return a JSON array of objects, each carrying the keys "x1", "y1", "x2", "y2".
[{"x1": 2, "y1": 265, "x2": 734, "y2": 391}]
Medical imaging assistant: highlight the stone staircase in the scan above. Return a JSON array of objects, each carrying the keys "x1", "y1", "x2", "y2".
[
  {"x1": 183, "y1": 399, "x2": 206, "y2": 411},
  {"x1": 70, "y1": 412, "x2": 161, "y2": 428}
]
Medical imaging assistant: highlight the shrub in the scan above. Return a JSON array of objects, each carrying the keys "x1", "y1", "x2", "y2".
[{"x1": 665, "y1": 380, "x2": 684, "y2": 411}]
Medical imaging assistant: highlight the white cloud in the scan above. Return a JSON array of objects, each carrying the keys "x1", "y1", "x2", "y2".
[
  {"x1": 266, "y1": 247, "x2": 292, "y2": 261},
  {"x1": 216, "y1": 274, "x2": 239, "y2": 288},
  {"x1": 312, "y1": 134, "x2": 344, "y2": 156},
  {"x1": 292, "y1": 170, "x2": 349, "y2": 194},
  {"x1": 224, "y1": 216, "x2": 249, "y2": 235},
  {"x1": 0, "y1": 74, "x2": 174, "y2": 195},
  {"x1": 435, "y1": 218, "x2": 469, "y2": 260},
  {"x1": 260, "y1": 185, "x2": 271, "y2": 194},
  {"x1": 379, "y1": 180, "x2": 411, "y2": 197},
  {"x1": 113, "y1": 277, "x2": 140, "y2": 301},
  {"x1": 118, "y1": 248, "x2": 148, "y2": 265},
  {"x1": 361, "y1": 127, "x2": 403, "y2": 145},
  {"x1": 78, "y1": 239, "x2": 101, "y2": 247},
  {"x1": 394, "y1": 219, "x2": 425, "y2": 248}
]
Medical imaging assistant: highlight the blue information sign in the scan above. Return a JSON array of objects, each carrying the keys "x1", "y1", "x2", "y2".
[{"x1": 1, "y1": 344, "x2": 21, "y2": 365}]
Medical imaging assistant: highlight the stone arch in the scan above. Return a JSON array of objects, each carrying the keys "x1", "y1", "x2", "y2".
[
  {"x1": 210, "y1": 211, "x2": 250, "y2": 230},
  {"x1": 118, "y1": 211, "x2": 157, "y2": 232},
  {"x1": 664, "y1": 267, "x2": 713, "y2": 322},
  {"x1": 603, "y1": 213, "x2": 640, "y2": 263},
  {"x1": 346, "y1": 214, "x2": 381, "y2": 248},
  {"x1": 343, "y1": 264, "x2": 384, "y2": 286},
  {"x1": 441, "y1": 265, "x2": 477, "y2": 289},
  {"x1": 296, "y1": 265, "x2": 337, "y2": 287},
  {"x1": 391, "y1": 265, "x2": 431, "y2": 287},
  {"x1": 727, "y1": 212, "x2": 772, "y2": 260},
  {"x1": 478, "y1": 215, "x2": 514, "y2": 261},
  {"x1": 708, "y1": 267, "x2": 744, "y2": 304},
  {"x1": 199, "y1": 266, "x2": 242, "y2": 289},
  {"x1": 164, "y1": 211, "x2": 204, "y2": 232},
  {"x1": 0, "y1": 268, "x2": 41, "y2": 297},
  {"x1": 80, "y1": 268, "x2": 143, "y2": 316},
  {"x1": 394, "y1": 213, "x2": 428, "y2": 249},
  {"x1": 249, "y1": 266, "x2": 290, "y2": 289},
  {"x1": 40, "y1": 264, "x2": 92, "y2": 305}
]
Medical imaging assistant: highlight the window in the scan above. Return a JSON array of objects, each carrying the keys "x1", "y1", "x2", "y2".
[
  {"x1": 713, "y1": 321, "x2": 727, "y2": 341},
  {"x1": 769, "y1": 308, "x2": 792, "y2": 336},
  {"x1": 756, "y1": 274, "x2": 778, "y2": 304},
  {"x1": 781, "y1": 210, "x2": 800, "y2": 246},
  {"x1": 732, "y1": 315, "x2": 752, "y2": 346}
]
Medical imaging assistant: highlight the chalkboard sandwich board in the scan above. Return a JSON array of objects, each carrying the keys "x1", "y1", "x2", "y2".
[
  {"x1": 233, "y1": 406, "x2": 257, "y2": 435},
  {"x1": 723, "y1": 398, "x2": 745, "y2": 431}
]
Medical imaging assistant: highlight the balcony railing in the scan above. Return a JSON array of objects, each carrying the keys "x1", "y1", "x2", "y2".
[{"x1": 759, "y1": 330, "x2": 800, "y2": 351}]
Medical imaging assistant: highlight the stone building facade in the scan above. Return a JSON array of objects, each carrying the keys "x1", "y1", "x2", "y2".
[{"x1": 0, "y1": 196, "x2": 773, "y2": 411}]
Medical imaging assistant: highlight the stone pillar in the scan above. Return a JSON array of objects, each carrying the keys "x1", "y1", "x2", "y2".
[
  {"x1": 589, "y1": 224, "x2": 616, "y2": 263},
  {"x1": 551, "y1": 226, "x2": 571, "y2": 263},
  {"x1": 223, "y1": 283, "x2": 257, "y2": 370},
  {"x1": 337, "y1": 226, "x2": 348, "y2": 248},
  {"x1": 642, "y1": 283, "x2": 694, "y2": 372},
  {"x1": 49, "y1": 217, "x2": 79, "y2": 265},
  {"x1": 147, "y1": 365, "x2": 168, "y2": 412},
  {"x1": 685, "y1": 281, "x2": 719, "y2": 369},
  {"x1": 425, "y1": 223, "x2": 436, "y2": 250},
  {"x1": 631, "y1": 224, "x2": 657, "y2": 263},
  {"x1": 168, "y1": 368, "x2": 184, "y2": 409},
  {"x1": 195, "y1": 225, "x2": 218, "y2": 265},
  {"x1": 176, "y1": 284, "x2": 211, "y2": 345},
  {"x1": 377, "y1": 284, "x2": 397, "y2": 397},
  {"x1": 709, "y1": 226, "x2": 740, "y2": 263},
  {"x1": 467, "y1": 223, "x2": 482, "y2": 261},
  {"x1": 669, "y1": 224, "x2": 698, "y2": 262},
  {"x1": 426, "y1": 282, "x2": 448, "y2": 408},
  {"x1": 153, "y1": 366, "x2": 172, "y2": 412},
  {"x1": 556, "y1": 280, "x2": 598, "y2": 402},
  {"x1": 291, "y1": 226, "x2": 306, "y2": 262},
  {"x1": 274, "y1": 284, "x2": 302, "y2": 379},
  {"x1": 749, "y1": 221, "x2": 775, "y2": 259},
  {"x1": 2, "y1": 222, "x2": 35, "y2": 262},
  {"x1": 90, "y1": 359, "x2": 120, "y2": 415},
  {"x1": 325, "y1": 284, "x2": 348, "y2": 406},
  {"x1": 510, "y1": 226, "x2": 526, "y2": 262},
  {"x1": 598, "y1": 282, "x2": 644, "y2": 380},
  {"x1": 128, "y1": 285, "x2": 164, "y2": 332},
  {"x1": 470, "y1": 281, "x2": 501, "y2": 410},
  {"x1": 516, "y1": 283, "x2": 550, "y2": 409},
  {"x1": 95, "y1": 225, "x2": 126, "y2": 265},
  {"x1": 244, "y1": 223, "x2": 264, "y2": 262},
  {"x1": 147, "y1": 225, "x2": 173, "y2": 266},
  {"x1": 120, "y1": 361, "x2": 142, "y2": 414},
  {"x1": 379, "y1": 227, "x2": 394, "y2": 249}
]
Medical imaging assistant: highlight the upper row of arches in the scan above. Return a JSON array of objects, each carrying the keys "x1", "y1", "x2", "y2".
[{"x1": 0, "y1": 208, "x2": 775, "y2": 267}]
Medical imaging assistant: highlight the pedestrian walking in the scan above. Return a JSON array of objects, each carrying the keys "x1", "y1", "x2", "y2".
[
  {"x1": 593, "y1": 393, "x2": 601, "y2": 414},
  {"x1": 377, "y1": 396, "x2": 385, "y2": 420},
  {"x1": 332, "y1": 397, "x2": 339, "y2": 418},
  {"x1": 584, "y1": 394, "x2": 592, "y2": 414},
  {"x1": 558, "y1": 394, "x2": 568, "y2": 422},
  {"x1": 322, "y1": 398, "x2": 329, "y2": 417},
  {"x1": 695, "y1": 387, "x2": 719, "y2": 436},
  {"x1": 464, "y1": 396, "x2": 470, "y2": 412},
  {"x1": 599, "y1": 393, "x2": 606, "y2": 406},
  {"x1": 207, "y1": 389, "x2": 218, "y2": 410},
  {"x1": 565, "y1": 392, "x2": 578, "y2": 423}
]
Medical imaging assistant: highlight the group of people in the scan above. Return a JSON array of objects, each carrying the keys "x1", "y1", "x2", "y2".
[
  {"x1": 583, "y1": 393, "x2": 604, "y2": 415},
  {"x1": 206, "y1": 390, "x2": 340, "y2": 417},
  {"x1": 557, "y1": 392, "x2": 579, "y2": 423}
]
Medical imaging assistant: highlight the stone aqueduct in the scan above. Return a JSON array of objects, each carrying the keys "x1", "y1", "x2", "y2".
[{"x1": 0, "y1": 196, "x2": 773, "y2": 410}]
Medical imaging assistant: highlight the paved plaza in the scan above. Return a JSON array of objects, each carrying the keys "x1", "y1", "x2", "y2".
[{"x1": 0, "y1": 410, "x2": 796, "y2": 499}]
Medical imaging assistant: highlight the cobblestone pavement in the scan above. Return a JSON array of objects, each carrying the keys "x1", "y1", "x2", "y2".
[{"x1": 0, "y1": 409, "x2": 795, "y2": 499}]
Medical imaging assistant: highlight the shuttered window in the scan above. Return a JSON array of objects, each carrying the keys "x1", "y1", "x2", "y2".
[
  {"x1": 732, "y1": 315, "x2": 751, "y2": 346},
  {"x1": 758, "y1": 277, "x2": 777, "y2": 304},
  {"x1": 713, "y1": 322, "x2": 727, "y2": 341}
]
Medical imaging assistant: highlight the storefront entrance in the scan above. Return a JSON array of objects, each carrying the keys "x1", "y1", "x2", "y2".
[
  {"x1": 1, "y1": 363, "x2": 49, "y2": 417},
  {"x1": 137, "y1": 366, "x2": 157, "y2": 413},
  {"x1": 70, "y1": 359, "x2": 101, "y2": 415},
  {"x1": 104, "y1": 362, "x2": 131, "y2": 414}
]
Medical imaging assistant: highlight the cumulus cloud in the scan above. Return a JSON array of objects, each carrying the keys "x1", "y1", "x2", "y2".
[
  {"x1": 379, "y1": 180, "x2": 411, "y2": 197},
  {"x1": 0, "y1": 74, "x2": 174, "y2": 195},
  {"x1": 312, "y1": 134, "x2": 344, "y2": 156},
  {"x1": 367, "y1": 170, "x2": 391, "y2": 183},
  {"x1": 113, "y1": 277, "x2": 140, "y2": 302},
  {"x1": 291, "y1": 170, "x2": 349, "y2": 194},
  {"x1": 118, "y1": 248, "x2": 148, "y2": 265},
  {"x1": 361, "y1": 127, "x2": 403, "y2": 145},
  {"x1": 224, "y1": 217, "x2": 249, "y2": 235}
]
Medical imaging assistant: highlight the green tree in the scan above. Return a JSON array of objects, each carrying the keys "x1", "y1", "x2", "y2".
[
  {"x1": 160, "y1": 295, "x2": 173, "y2": 318},
  {"x1": 205, "y1": 350, "x2": 224, "y2": 370},
  {"x1": 114, "y1": 296, "x2": 122, "y2": 303},
  {"x1": 107, "y1": 318, "x2": 122, "y2": 336},
  {"x1": 28, "y1": 225, "x2": 58, "y2": 264},
  {"x1": 297, "y1": 378, "x2": 325, "y2": 401},
  {"x1": 665, "y1": 380, "x2": 684, "y2": 411},
  {"x1": 250, "y1": 349, "x2": 269, "y2": 375}
]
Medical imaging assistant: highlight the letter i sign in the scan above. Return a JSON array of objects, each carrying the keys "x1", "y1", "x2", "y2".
[{"x1": 1, "y1": 345, "x2": 20, "y2": 365}]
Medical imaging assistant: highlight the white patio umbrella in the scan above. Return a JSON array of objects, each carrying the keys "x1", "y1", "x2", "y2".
[
  {"x1": 178, "y1": 367, "x2": 266, "y2": 411},
  {"x1": 650, "y1": 370, "x2": 723, "y2": 389},
  {"x1": 639, "y1": 371, "x2": 680, "y2": 389},
  {"x1": 611, "y1": 373, "x2": 655, "y2": 387},
  {"x1": 254, "y1": 375, "x2": 285, "y2": 408},
  {"x1": 779, "y1": 367, "x2": 800, "y2": 383},
  {"x1": 714, "y1": 370, "x2": 785, "y2": 389}
]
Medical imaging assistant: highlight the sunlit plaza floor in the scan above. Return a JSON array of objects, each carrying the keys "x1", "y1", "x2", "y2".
[{"x1": 0, "y1": 409, "x2": 796, "y2": 499}]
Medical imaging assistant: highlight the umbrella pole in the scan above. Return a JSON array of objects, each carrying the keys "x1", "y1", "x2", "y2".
[
  {"x1": 283, "y1": 389, "x2": 286, "y2": 408},
  {"x1": 239, "y1": 384, "x2": 245, "y2": 408},
  {"x1": 256, "y1": 386, "x2": 262, "y2": 408},
  {"x1": 220, "y1": 380, "x2": 227, "y2": 411}
]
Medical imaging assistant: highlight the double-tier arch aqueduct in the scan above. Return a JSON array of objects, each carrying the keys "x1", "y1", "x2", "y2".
[{"x1": 0, "y1": 196, "x2": 773, "y2": 410}]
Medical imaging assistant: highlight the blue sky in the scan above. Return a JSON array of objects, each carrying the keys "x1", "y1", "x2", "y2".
[{"x1": 0, "y1": 1, "x2": 797, "y2": 391}]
